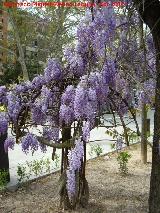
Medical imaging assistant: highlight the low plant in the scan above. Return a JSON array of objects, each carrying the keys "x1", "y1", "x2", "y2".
[
  {"x1": 125, "y1": 128, "x2": 139, "y2": 144},
  {"x1": 89, "y1": 144, "x2": 103, "y2": 157},
  {"x1": 30, "y1": 159, "x2": 44, "y2": 177},
  {"x1": 110, "y1": 143, "x2": 116, "y2": 150},
  {"x1": 44, "y1": 158, "x2": 51, "y2": 173},
  {"x1": 54, "y1": 154, "x2": 60, "y2": 168},
  {"x1": 0, "y1": 169, "x2": 9, "y2": 189},
  {"x1": 17, "y1": 157, "x2": 54, "y2": 183},
  {"x1": 17, "y1": 165, "x2": 30, "y2": 182},
  {"x1": 117, "y1": 151, "x2": 131, "y2": 174}
]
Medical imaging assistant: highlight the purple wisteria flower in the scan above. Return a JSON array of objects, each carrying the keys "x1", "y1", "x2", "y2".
[
  {"x1": 66, "y1": 169, "x2": 76, "y2": 198},
  {"x1": 116, "y1": 137, "x2": 123, "y2": 151},
  {"x1": 85, "y1": 102, "x2": 97, "y2": 125},
  {"x1": 32, "y1": 75, "x2": 46, "y2": 89},
  {"x1": 0, "y1": 112, "x2": 8, "y2": 136},
  {"x1": 146, "y1": 35, "x2": 155, "y2": 52},
  {"x1": 91, "y1": 72, "x2": 109, "y2": 105},
  {"x1": 31, "y1": 85, "x2": 57, "y2": 124},
  {"x1": 39, "y1": 143, "x2": 47, "y2": 153},
  {"x1": 74, "y1": 86, "x2": 87, "y2": 120},
  {"x1": 74, "y1": 80, "x2": 98, "y2": 125},
  {"x1": 70, "y1": 54, "x2": 86, "y2": 77},
  {"x1": 88, "y1": 88, "x2": 97, "y2": 102},
  {"x1": 21, "y1": 133, "x2": 39, "y2": 154},
  {"x1": 67, "y1": 138, "x2": 84, "y2": 198},
  {"x1": 68, "y1": 140, "x2": 84, "y2": 171},
  {"x1": 82, "y1": 121, "x2": 90, "y2": 142},
  {"x1": 102, "y1": 60, "x2": 116, "y2": 86},
  {"x1": 137, "y1": 80, "x2": 155, "y2": 107},
  {"x1": 4, "y1": 137, "x2": 15, "y2": 153},
  {"x1": 64, "y1": 45, "x2": 87, "y2": 77},
  {"x1": 61, "y1": 85, "x2": 75, "y2": 105},
  {"x1": 43, "y1": 126, "x2": 59, "y2": 142},
  {"x1": 31, "y1": 104, "x2": 46, "y2": 125},
  {"x1": 15, "y1": 84, "x2": 27, "y2": 93},
  {"x1": 59, "y1": 85, "x2": 75, "y2": 125},
  {"x1": 44, "y1": 58, "x2": 62, "y2": 83},
  {"x1": 117, "y1": 101, "x2": 128, "y2": 116},
  {"x1": 7, "y1": 91, "x2": 21, "y2": 123},
  {"x1": 0, "y1": 86, "x2": 7, "y2": 105},
  {"x1": 41, "y1": 85, "x2": 55, "y2": 110},
  {"x1": 59, "y1": 104, "x2": 74, "y2": 125}
]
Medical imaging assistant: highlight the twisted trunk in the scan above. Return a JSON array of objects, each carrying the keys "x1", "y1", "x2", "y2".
[{"x1": 59, "y1": 126, "x2": 89, "y2": 210}]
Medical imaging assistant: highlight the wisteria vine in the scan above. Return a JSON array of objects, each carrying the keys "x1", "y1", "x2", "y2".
[{"x1": 0, "y1": 1, "x2": 156, "y2": 208}]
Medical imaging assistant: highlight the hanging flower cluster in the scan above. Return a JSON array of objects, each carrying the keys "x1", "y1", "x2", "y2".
[
  {"x1": 4, "y1": 137, "x2": 15, "y2": 153},
  {"x1": 0, "y1": 112, "x2": 8, "y2": 136},
  {"x1": 66, "y1": 138, "x2": 84, "y2": 198}
]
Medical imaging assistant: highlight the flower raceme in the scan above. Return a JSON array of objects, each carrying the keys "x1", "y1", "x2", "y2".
[
  {"x1": 67, "y1": 138, "x2": 84, "y2": 198},
  {"x1": 44, "y1": 59, "x2": 62, "y2": 83},
  {"x1": 21, "y1": 133, "x2": 47, "y2": 154},
  {"x1": 0, "y1": 86, "x2": 7, "y2": 105},
  {"x1": 0, "y1": 112, "x2": 8, "y2": 136},
  {"x1": 4, "y1": 137, "x2": 15, "y2": 153}
]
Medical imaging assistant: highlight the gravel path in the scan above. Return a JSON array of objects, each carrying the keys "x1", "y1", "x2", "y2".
[{"x1": 0, "y1": 143, "x2": 151, "y2": 213}]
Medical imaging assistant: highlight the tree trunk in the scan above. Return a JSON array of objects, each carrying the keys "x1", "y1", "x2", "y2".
[
  {"x1": 0, "y1": 133, "x2": 10, "y2": 182},
  {"x1": 60, "y1": 126, "x2": 72, "y2": 210},
  {"x1": 119, "y1": 113, "x2": 129, "y2": 146},
  {"x1": 59, "y1": 125, "x2": 89, "y2": 210},
  {"x1": 9, "y1": 11, "x2": 29, "y2": 81},
  {"x1": 149, "y1": 37, "x2": 160, "y2": 213},
  {"x1": 141, "y1": 104, "x2": 148, "y2": 163},
  {"x1": 135, "y1": 0, "x2": 160, "y2": 211},
  {"x1": 139, "y1": 17, "x2": 148, "y2": 164}
]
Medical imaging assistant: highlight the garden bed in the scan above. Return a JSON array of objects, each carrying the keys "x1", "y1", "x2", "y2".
[{"x1": 0, "y1": 143, "x2": 151, "y2": 213}]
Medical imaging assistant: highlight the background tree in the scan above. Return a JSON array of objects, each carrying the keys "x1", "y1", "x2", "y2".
[
  {"x1": 133, "y1": 0, "x2": 160, "y2": 211},
  {"x1": 1, "y1": 0, "x2": 84, "y2": 83}
]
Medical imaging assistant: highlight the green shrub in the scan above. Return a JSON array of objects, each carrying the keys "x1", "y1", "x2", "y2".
[
  {"x1": 117, "y1": 151, "x2": 131, "y2": 174},
  {"x1": 89, "y1": 144, "x2": 103, "y2": 157},
  {"x1": 17, "y1": 165, "x2": 29, "y2": 183},
  {"x1": 0, "y1": 169, "x2": 9, "y2": 189}
]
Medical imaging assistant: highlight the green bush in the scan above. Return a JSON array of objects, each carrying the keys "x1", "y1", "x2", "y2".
[
  {"x1": 89, "y1": 144, "x2": 103, "y2": 157},
  {"x1": 0, "y1": 169, "x2": 9, "y2": 189},
  {"x1": 17, "y1": 156, "x2": 60, "y2": 183},
  {"x1": 17, "y1": 165, "x2": 29, "y2": 183},
  {"x1": 117, "y1": 151, "x2": 131, "y2": 174}
]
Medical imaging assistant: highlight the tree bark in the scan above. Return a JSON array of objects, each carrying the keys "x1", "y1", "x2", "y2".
[
  {"x1": 0, "y1": 133, "x2": 10, "y2": 182},
  {"x1": 60, "y1": 126, "x2": 72, "y2": 210},
  {"x1": 135, "y1": 0, "x2": 160, "y2": 211},
  {"x1": 119, "y1": 113, "x2": 129, "y2": 146},
  {"x1": 141, "y1": 104, "x2": 148, "y2": 163},
  {"x1": 139, "y1": 17, "x2": 148, "y2": 164},
  {"x1": 149, "y1": 37, "x2": 160, "y2": 213}
]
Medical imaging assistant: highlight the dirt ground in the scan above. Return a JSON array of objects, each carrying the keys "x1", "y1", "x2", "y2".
[{"x1": 0, "y1": 143, "x2": 152, "y2": 213}]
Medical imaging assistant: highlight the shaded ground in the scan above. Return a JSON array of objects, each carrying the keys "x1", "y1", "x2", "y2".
[{"x1": 0, "y1": 144, "x2": 151, "y2": 213}]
